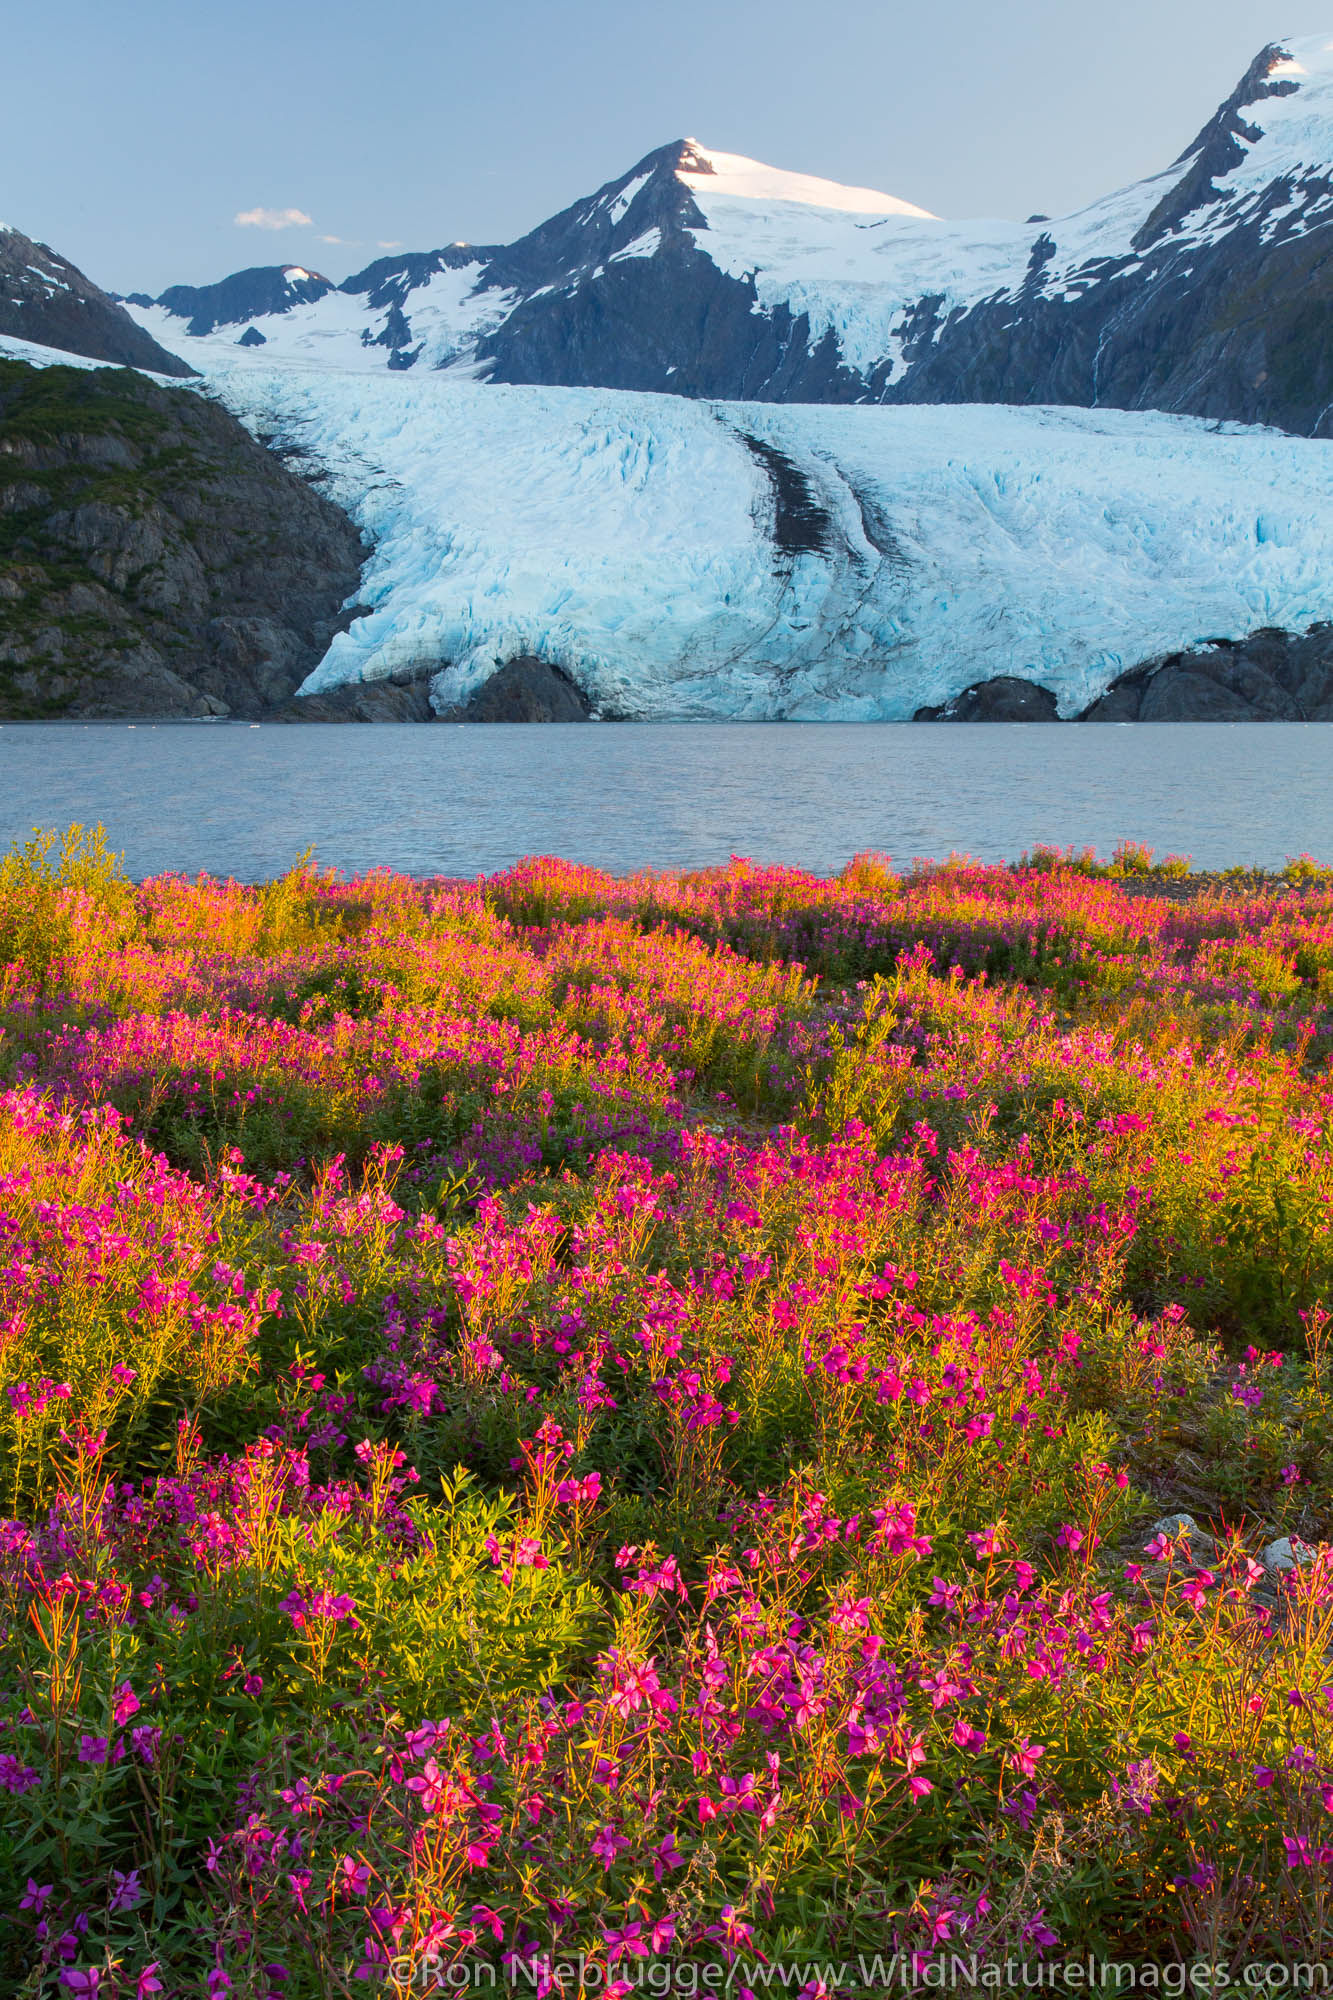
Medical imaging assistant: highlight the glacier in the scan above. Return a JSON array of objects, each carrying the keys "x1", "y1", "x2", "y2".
[
  {"x1": 12, "y1": 322, "x2": 1333, "y2": 721},
  {"x1": 202, "y1": 358, "x2": 1333, "y2": 719}
]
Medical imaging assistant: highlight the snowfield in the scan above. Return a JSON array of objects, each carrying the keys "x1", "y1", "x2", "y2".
[{"x1": 205, "y1": 360, "x2": 1333, "y2": 719}]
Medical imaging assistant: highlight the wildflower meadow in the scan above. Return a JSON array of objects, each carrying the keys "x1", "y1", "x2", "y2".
[{"x1": 4, "y1": 827, "x2": 1333, "y2": 1995}]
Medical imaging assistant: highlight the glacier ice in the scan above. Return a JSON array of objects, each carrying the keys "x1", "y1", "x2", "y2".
[
  {"x1": 203, "y1": 359, "x2": 1333, "y2": 719},
  {"x1": 13, "y1": 318, "x2": 1333, "y2": 723}
]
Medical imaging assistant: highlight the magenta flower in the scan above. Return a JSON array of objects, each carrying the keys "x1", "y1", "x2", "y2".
[
  {"x1": 109, "y1": 1868, "x2": 142, "y2": 1913},
  {"x1": 602, "y1": 1921, "x2": 648, "y2": 1963},
  {"x1": 589, "y1": 1824, "x2": 630, "y2": 1870},
  {"x1": 338, "y1": 1855, "x2": 371, "y2": 1897},
  {"x1": 653, "y1": 1832, "x2": 685, "y2": 1880},
  {"x1": 406, "y1": 1758, "x2": 449, "y2": 1814}
]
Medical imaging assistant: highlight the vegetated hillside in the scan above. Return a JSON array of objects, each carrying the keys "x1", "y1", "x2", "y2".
[
  {"x1": 0, "y1": 358, "x2": 367, "y2": 717},
  {"x1": 126, "y1": 36, "x2": 1333, "y2": 433},
  {"x1": 1, "y1": 224, "x2": 190, "y2": 375},
  {"x1": 3, "y1": 837, "x2": 1333, "y2": 1986}
]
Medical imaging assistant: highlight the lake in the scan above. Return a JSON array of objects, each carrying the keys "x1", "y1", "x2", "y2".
[{"x1": 1, "y1": 721, "x2": 1330, "y2": 880}]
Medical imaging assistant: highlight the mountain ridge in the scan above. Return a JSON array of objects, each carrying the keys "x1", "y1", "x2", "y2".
[
  {"x1": 120, "y1": 37, "x2": 1333, "y2": 432},
  {"x1": 0, "y1": 225, "x2": 192, "y2": 377}
]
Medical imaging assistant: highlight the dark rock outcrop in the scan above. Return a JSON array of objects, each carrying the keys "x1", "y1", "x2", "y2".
[
  {"x1": 272, "y1": 668, "x2": 435, "y2": 722},
  {"x1": 915, "y1": 676, "x2": 1061, "y2": 722},
  {"x1": 911, "y1": 626, "x2": 1333, "y2": 722},
  {"x1": 344, "y1": 245, "x2": 499, "y2": 313},
  {"x1": 0, "y1": 358, "x2": 366, "y2": 718},
  {"x1": 1080, "y1": 626, "x2": 1333, "y2": 719},
  {"x1": 273, "y1": 657, "x2": 593, "y2": 723},
  {"x1": 436, "y1": 657, "x2": 592, "y2": 722},
  {"x1": 0, "y1": 226, "x2": 191, "y2": 376}
]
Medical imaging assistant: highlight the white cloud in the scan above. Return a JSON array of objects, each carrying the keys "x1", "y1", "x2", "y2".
[
  {"x1": 234, "y1": 206, "x2": 314, "y2": 231},
  {"x1": 318, "y1": 234, "x2": 345, "y2": 245},
  {"x1": 378, "y1": 239, "x2": 405, "y2": 250}
]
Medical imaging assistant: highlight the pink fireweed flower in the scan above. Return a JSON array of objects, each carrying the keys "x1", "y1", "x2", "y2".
[
  {"x1": 339, "y1": 1856, "x2": 372, "y2": 1897},
  {"x1": 130, "y1": 1726, "x2": 163, "y2": 1766},
  {"x1": 590, "y1": 1825, "x2": 630, "y2": 1870},
  {"x1": 109, "y1": 1868, "x2": 142, "y2": 1914},
  {"x1": 600, "y1": 1650, "x2": 676, "y2": 1721},
  {"x1": 1012, "y1": 1739, "x2": 1045, "y2": 1779},
  {"x1": 707, "y1": 1906, "x2": 754, "y2": 1961},
  {"x1": 280, "y1": 1589, "x2": 359, "y2": 1629},
  {"x1": 1179, "y1": 1572, "x2": 1215, "y2": 1610},
  {"x1": 653, "y1": 1832, "x2": 685, "y2": 1880},
  {"x1": 556, "y1": 1471, "x2": 603, "y2": 1507},
  {"x1": 406, "y1": 1759, "x2": 450, "y2": 1814},
  {"x1": 602, "y1": 1922, "x2": 649, "y2": 1964}
]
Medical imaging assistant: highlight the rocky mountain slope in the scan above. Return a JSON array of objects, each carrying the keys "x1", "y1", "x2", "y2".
[
  {"x1": 125, "y1": 37, "x2": 1333, "y2": 434},
  {"x1": 2, "y1": 226, "x2": 190, "y2": 376},
  {"x1": 0, "y1": 355, "x2": 366, "y2": 717}
]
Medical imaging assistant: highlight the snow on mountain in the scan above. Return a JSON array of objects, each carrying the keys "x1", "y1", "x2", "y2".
[
  {"x1": 121, "y1": 38, "x2": 1333, "y2": 430},
  {"x1": 127, "y1": 251, "x2": 515, "y2": 374},
  {"x1": 0, "y1": 330, "x2": 186, "y2": 382},
  {"x1": 205, "y1": 358, "x2": 1333, "y2": 720}
]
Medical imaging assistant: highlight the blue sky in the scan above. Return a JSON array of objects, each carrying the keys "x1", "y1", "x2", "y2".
[{"x1": 7, "y1": 1, "x2": 1332, "y2": 292}]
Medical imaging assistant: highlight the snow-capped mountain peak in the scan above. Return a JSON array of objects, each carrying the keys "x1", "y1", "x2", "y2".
[
  {"x1": 120, "y1": 37, "x2": 1333, "y2": 431},
  {"x1": 675, "y1": 140, "x2": 935, "y2": 219}
]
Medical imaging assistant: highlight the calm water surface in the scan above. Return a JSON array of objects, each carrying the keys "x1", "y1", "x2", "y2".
[{"x1": 1, "y1": 722, "x2": 1330, "y2": 879}]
